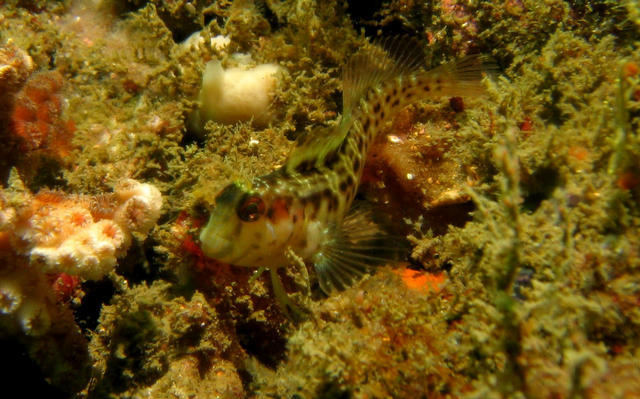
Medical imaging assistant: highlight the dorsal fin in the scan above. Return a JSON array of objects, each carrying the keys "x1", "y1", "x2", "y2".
[
  {"x1": 284, "y1": 37, "x2": 426, "y2": 176},
  {"x1": 342, "y1": 36, "x2": 426, "y2": 112}
]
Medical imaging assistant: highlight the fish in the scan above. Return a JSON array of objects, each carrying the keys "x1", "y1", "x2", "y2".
[{"x1": 199, "y1": 38, "x2": 493, "y2": 316}]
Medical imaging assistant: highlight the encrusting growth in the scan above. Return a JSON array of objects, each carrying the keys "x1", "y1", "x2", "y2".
[
  {"x1": 0, "y1": 171, "x2": 162, "y2": 334},
  {"x1": 199, "y1": 38, "x2": 495, "y2": 316}
]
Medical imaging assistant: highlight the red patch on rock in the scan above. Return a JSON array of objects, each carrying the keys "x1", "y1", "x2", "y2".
[{"x1": 10, "y1": 71, "x2": 75, "y2": 159}]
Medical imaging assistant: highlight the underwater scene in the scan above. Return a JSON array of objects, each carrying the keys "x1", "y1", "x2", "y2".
[{"x1": 1, "y1": 0, "x2": 640, "y2": 398}]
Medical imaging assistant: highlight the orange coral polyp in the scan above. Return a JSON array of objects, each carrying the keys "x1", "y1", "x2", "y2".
[
  {"x1": 70, "y1": 211, "x2": 89, "y2": 226},
  {"x1": 36, "y1": 103, "x2": 53, "y2": 123},
  {"x1": 25, "y1": 86, "x2": 51, "y2": 104},
  {"x1": 9, "y1": 70, "x2": 74, "y2": 158},
  {"x1": 34, "y1": 191, "x2": 66, "y2": 204},
  {"x1": 11, "y1": 104, "x2": 35, "y2": 122},
  {"x1": 102, "y1": 223, "x2": 120, "y2": 240}
]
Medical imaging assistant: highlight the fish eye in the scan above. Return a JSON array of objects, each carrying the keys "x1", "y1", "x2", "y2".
[{"x1": 236, "y1": 194, "x2": 265, "y2": 222}]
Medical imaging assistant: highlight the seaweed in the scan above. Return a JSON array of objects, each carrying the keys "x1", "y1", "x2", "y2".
[{"x1": 1, "y1": 0, "x2": 640, "y2": 397}]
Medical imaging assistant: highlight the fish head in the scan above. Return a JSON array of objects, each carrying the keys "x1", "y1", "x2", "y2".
[{"x1": 199, "y1": 181, "x2": 291, "y2": 267}]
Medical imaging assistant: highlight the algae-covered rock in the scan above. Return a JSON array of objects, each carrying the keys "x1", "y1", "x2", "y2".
[
  {"x1": 87, "y1": 282, "x2": 246, "y2": 397},
  {"x1": 1, "y1": 0, "x2": 639, "y2": 398}
]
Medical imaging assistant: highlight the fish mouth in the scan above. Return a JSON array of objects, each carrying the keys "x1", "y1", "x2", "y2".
[{"x1": 199, "y1": 227, "x2": 233, "y2": 260}]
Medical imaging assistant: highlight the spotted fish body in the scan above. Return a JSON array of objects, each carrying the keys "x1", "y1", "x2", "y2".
[{"x1": 199, "y1": 39, "x2": 490, "y2": 298}]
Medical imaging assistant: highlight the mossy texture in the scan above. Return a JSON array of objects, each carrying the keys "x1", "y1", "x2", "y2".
[{"x1": 0, "y1": 0, "x2": 639, "y2": 398}]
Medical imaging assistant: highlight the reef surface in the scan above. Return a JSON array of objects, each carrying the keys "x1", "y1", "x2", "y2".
[{"x1": 1, "y1": 0, "x2": 639, "y2": 398}]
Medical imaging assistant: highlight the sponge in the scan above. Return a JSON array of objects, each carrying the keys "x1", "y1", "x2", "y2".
[{"x1": 194, "y1": 60, "x2": 282, "y2": 129}]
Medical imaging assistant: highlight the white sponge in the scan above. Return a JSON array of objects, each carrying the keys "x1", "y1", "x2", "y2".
[{"x1": 196, "y1": 60, "x2": 282, "y2": 127}]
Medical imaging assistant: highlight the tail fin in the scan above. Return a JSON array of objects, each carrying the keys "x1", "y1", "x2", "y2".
[{"x1": 420, "y1": 54, "x2": 498, "y2": 98}]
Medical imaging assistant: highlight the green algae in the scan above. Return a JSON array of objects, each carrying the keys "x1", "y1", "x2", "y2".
[
  {"x1": 249, "y1": 2, "x2": 640, "y2": 398},
  {"x1": 87, "y1": 281, "x2": 245, "y2": 397},
  {"x1": 0, "y1": 0, "x2": 639, "y2": 398}
]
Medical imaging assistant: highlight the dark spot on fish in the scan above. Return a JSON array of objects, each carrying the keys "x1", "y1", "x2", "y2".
[
  {"x1": 406, "y1": 92, "x2": 413, "y2": 99},
  {"x1": 307, "y1": 191, "x2": 324, "y2": 210},
  {"x1": 328, "y1": 195, "x2": 339, "y2": 211},
  {"x1": 294, "y1": 159, "x2": 315, "y2": 175},
  {"x1": 393, "y1": 87, "x2": 398, "y2": 95},
  {"x1": 401, "y1": 86, "x2": 407, "y2": 93},
  {"x1": 344, "y1": 175, "x2": 355, "y2": 191},
  {"x1": 373, "y1": 102, "x2": 381, "y2": 113},
  {"x1": 323, "y1": 146, "x2": 341, "y2": 169},
  {"x1": 334, "y1": 164, "x2": 347, "y2": 176},
  {"x1": 339, "y1": 179, "x2": 349, "y2": 192},
  {"x1": 380, "y1": 111, "x2": 385, "y2": 119},
  {"x1": 266, "y1": 207, "x2": 274, "y2": 219},
  {"x1": 424, "y1": 85, "x2": 430, "y2": 92},
  {"x1": 391, "y1": 99, "x2": 400, "y2": 107},
  {"x1": 358, "y1": 137, "x2": 366, "y2": 153},
  {"x1": 363, "y1": 119, "x2": 370, "y2": 131},
  {"x1": 322, "y1": 188, "x2": 332, "y2": 198},
  {"x1": 385, "y1": 94, "x2": 391, "y2": 103},
  {"x1": 327, "y1": 199, "x2": 335, "y2": 212},
  {"x1": 353, "y1": 157, "x2": 361, "y2": 171},
  {"x1": 436, "y1": 77, "x2": 442, "y2": 84}
]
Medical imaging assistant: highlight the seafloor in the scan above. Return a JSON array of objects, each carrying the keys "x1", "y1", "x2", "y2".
[{"x1": 1, "y1": 0, "x2": 639, "y2": 398}]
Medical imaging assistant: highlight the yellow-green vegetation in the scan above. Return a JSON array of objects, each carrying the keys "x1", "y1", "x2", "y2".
[
  {"x1": 87, "y1": 281, "x2": 245, "y2": 397},
  {"x1": 1, "y1": 0, "x2": 639, "y2": 398},
  {"x1": 251, "y1": 24, "x2": 640, "y2": 394}
]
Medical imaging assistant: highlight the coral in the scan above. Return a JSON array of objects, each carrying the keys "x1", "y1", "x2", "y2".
[
  {"x1": 112, "y1": 178, "x2": 164, "y2": 238},
  {"x1": 0, "y1": 172, "x2": 163, "y2": 325},
  {"x1": 2, "y1": 0, "x2": 640, "y2": 398},
  {"x1": 0, "y1": 173, "x2": 162, "y2": 393},
  {"x1": 0, "y1": 40, "x2": 35, "y2": 177},
  {"x1": 0, "y1": 243, "x2": 91, "y2": 393},
  {"x1": 10, "y1": 70, "x2": 75, "y2": 159},
  {"x1": 0, "y1": 256, "x2": 53, "y2": 336},
  {"x1": 0, "y1": 176, "x2": 163, "y2": 280}
]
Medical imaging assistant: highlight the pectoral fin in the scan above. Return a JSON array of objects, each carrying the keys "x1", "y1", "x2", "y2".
[{"x1": 313, "y1": 205, "x2": 408, "y2": 294}]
